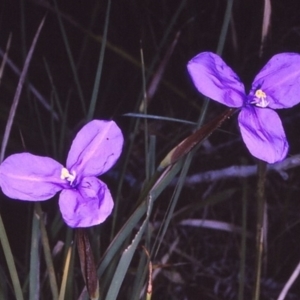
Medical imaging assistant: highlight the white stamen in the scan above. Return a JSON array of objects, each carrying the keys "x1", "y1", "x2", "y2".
[{"x1": 61, "y1": 168, "x2": 76, "y2": 185}]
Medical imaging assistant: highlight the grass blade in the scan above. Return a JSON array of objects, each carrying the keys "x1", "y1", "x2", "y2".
[
  {"x1": 87, "y1": 0, "x2": 111, "y2": 121},
  {"x1": 53, "y1": 0, "x2": 86, "y2": 115},
  {"x1": 35, "y1": 203, "x2": 59, "y2": 300},
  {"x1": 29, "y1": 204, "x2": 40, "y2": 300},
  {"x1": 0, "y1": 216, "x2": 24, "y2": 300},
  {"x1": 0, "y1": 17, "x2": 45, "y2": 161}
]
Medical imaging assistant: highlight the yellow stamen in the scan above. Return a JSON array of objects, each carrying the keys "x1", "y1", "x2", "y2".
[
  {"x1": 255, "y1": 89, "x2": 266, "y2": 99},
  {"x1": 254, "y1": 89, "x2": 268, "y2": 108}
]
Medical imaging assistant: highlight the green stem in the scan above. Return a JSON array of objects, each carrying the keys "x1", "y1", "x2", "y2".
[
  {"x1": 252, "y1": 160, "x2": 267, "y2": 300},
  {"x1": 0, "y1": 215, "x2": 24, "y2": 300}
]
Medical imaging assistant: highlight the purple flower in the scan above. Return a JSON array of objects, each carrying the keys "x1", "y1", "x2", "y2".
[
  {"x1": 187, "y1": 52, "x2": 300, "y2": 163},
  {"x1": 0, "y1": 120, "x2": 123, "y2": 228}
]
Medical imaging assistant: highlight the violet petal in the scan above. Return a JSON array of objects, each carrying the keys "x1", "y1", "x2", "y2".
[
  {"x1": 238, "y1": 106, "x2": 288, "y2": 163},
  {"x1": 251, "y1": 53, "x2": 300, "y2": 109},
  {"x1": 0, "y1": 153, "x2": 65, "y2": 200},
  {"x1": 66, "y1": 120, "x2": 123, "y2": 178},
  {"x1": 187, "y1": 52, "x2": 245, "y2": 107},
  {"x1": 58, "y1": 176, "x2": 114, "y2": 228}
]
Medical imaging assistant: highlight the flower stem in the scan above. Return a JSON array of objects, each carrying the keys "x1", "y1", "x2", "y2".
[{"x1": 252, "y1": 160, "x2": 267, "y2": 300}]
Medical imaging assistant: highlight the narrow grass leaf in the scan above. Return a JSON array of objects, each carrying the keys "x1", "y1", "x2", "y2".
[
  {"x1": 173, "y1": 188, "x2": 236, "y2": 218},
  {"x1": 0, "y1": 265, "x2": 8, "y2": 298},
  {"x1": 198, "y1": 0, "x2": 234, "y2": 130},
  {"x1": 104, "y1": 193, "x2": 154, "y2": 300},
  {"x1": 140, "y1": 47, "x2": 150, "y2": 182},
  {"x1": 216, "y1": 0, "x2": 234, "y2": 55},
  {"x1": 53, "y1": 0, "x2": 86, "y2": 115},
  {"x1": 253, "y1": 161, "x2": 267, "y2": 300},
  {"x1": 0, "y1": 48, "x2": 58, "y2": 120},
  {"x1": 29, "y1": 204, "x2": 40, "y2": 300},
  {"x1": 159, "y1": 109, "x2": 235, "y2": 169},
  {"x1": 259, "y1": 0, "x2": 272, "y2": 57},
  {"x1": 0, "y1": 215, "x2": 24, "y2": 300},
  {"x1": 87, "y1": 0, "x2": 111, "y2": 121},
  {"x1": 153, "y1": 155, "x2": 190, "y2": 259},
  {"x1": 238, "y1": 179, "x2": 248, "y2": 300},
  {"x1": 58, "y1": 243, "x2": 72, "y2": 300},
  {"x1": 35, "y1": 203, "x2": 59, "y2": 300},
  {"x1": 131, "y1": 250, "x2": 148, "y2": 300},
  {"x1": 149, "y1": 135, "x2": 156, "y2": 177},
  {"x1": 43, "y1": 58, "x2": 64, "y2": 119},
  {"x1": 0, "y1": 18, "x2": 45, "y2": 300},
  {"x1": 123, "y1": 113, "x2": 196, "y2": 125},
  {"x1": 139, "y1": 31, "x2": 181, "y2": 112},
  {"x1": 277, "y1": 259, "x2": 300, "y2": 300},
  {"x1": 98, "y1": 162, "x2": 183, "y2": 278},
  {"x1": 0, "y1": 33, "x2": 12, "y2": 85},
  {"x1": 0, "y1": 16, "x2": 45, "y2": 161}
]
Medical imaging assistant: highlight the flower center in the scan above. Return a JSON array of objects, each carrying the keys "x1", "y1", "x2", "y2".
[
  {"x1": 61, "y1": 167, "x2": 76, "y2": 185},
  {"x1": 251, "y1": 89, "x2": 269, "y2": 108}
]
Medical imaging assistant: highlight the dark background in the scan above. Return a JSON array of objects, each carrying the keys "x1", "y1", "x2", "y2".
[{"x1": 0, "y1": 1, "x2": 300, "y2": 299}]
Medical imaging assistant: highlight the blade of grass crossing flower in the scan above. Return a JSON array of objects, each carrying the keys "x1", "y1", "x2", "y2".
[
  {"x1": 35, "y1": 203, "x2": 59, "y2": 300},
  {"x1": 53, "y1": 0, "x2": 86, "y2": 116},
  {"x1": 87, "y1": 0, "x2": 111, "y2": 121},
  {"x1": 29, "y1": 204, "x2": 40, "y2": 300},
  {"x1": 0, "y1": 17, "x2": 45, "y2": 161}
]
